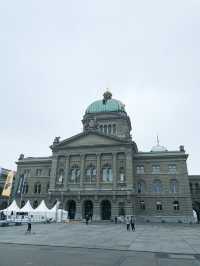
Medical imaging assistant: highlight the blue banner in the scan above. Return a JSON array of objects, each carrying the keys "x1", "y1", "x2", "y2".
[{"x1": 16, "y1": 174, "x2": 25, "y2": 196}]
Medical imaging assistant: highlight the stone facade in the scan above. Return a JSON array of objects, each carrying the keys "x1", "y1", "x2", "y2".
[
  {"x1": 188, "y1": 175, "x2": 200, "y2": 221},
  {"x1": 14, "y1": 92, "x2": 194, "y2": 222}
]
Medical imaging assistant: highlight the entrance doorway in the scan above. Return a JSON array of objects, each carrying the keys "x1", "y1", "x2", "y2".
[
  {"x1": 66, "y1": 200, "x2": 76, "y2": 219},
  {"x1": 83, "y1": 200, "x2": 93, "y2": 219},
  {"x1": 101, "y1": 200, "x2": 111, "y2": 220}
]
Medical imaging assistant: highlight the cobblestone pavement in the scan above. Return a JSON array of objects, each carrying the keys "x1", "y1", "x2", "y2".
[
  {"x1": 0, "y1": 222, "x2": 200, "y2": 254},
  {"x1": 0, "y1": 244, "x2": 200, "y2": 266},
  {"x1": 0, "y1": 223, "x2": 200, "y2": 265}
]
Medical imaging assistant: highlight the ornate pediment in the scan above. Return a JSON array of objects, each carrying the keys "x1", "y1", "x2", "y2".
[{"x1": 51, "y1": 132, "x2": 128, "y2": 150}]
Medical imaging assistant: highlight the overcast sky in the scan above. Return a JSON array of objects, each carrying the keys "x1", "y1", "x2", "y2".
[{"x1": 0, "y1": 0, "x2": 199, "y2": 174}]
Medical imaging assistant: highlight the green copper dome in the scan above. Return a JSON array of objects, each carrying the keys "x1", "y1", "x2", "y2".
[{"x1": 86, "y1": 91, "x2": 126, "y2": 114}]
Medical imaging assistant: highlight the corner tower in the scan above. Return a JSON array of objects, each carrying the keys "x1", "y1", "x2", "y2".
[{"x1": 82, "y1": 90, "x2": 132, "y2": 140}]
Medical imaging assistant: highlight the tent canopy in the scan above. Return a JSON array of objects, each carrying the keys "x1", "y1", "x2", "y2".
[
  {"x1": 34, "y1": 200, "x2": 50, "y2": 212},
  {"x1": 20, "y1": 200, "x2": 34, "y2": 213},
  {"x1": 5, "y1": 200, "x2": 20, "y2": 212}
]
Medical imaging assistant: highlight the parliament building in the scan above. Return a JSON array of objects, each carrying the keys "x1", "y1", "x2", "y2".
[{"x1": 15, "y1": 91, "x2": 194, "y2": 222}]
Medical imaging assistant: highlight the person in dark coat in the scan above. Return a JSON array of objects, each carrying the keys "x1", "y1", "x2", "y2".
[
  {"x1": 130, "y1": 216, "x2": 135, "y2": 231},
  {"x1": 85, "y1": 214, "x2": 89, "y2": 225},
  {"x1": 27, "y1": 216, "x2": 32, "y2": 233}
]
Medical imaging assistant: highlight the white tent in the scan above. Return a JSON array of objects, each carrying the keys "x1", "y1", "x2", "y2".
[
  {"x1": 34, "y1": 200, "x2": 49, "y2": 213},
  {"x1": 31, "y1": 200, "x2": 57, "y2": 222},
  {"x1": 20, "y1": 200, "x2": 34, "y2": 213},
  {"x1": 4, "y1": 200, "x2": 20, "y2": 213}
]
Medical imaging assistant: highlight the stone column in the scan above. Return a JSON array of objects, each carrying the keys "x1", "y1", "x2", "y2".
[
  {"x1": 76, "y1": 197, "x2": 82, "y2": 219},
  {"x1": 126, "y1": 151, "x2": 134, "y2": 189},
  {"x1": 49, "y1": 156, "x2": 58, "y2": 189},
  {"x1": 93, "y1": 199, "x2": 100, "y2": 220},
  {"x1": 112, "y1": 153, "x2": 117, "y2": 190},
  {"x1": 96, "y1": 154, "x2": 101, "y2": 189},
  {"x1": 80, "y1": 154, "x2": 85, "y2": 189},
  {"x1": 64, "y1": 155, "x2": 70, "y2": 189}
]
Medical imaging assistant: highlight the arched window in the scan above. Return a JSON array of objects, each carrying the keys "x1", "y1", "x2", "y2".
[
  {"x1": 156, "y1": 201, "x2": 162, "y2": 210},
  {"x1": 170, "y1": 179, "x2": 178, "y2": 193},
  {"x1": 85, "y1": 165, "x2": 96, "y2": 183},
  {"x1": 104, "y1": 125, "x2": 108, "y2": 134},
  {"x1": 119, "y1": 167, "x2": 125, "y2": 182},
  {"x1": 153, "y1": 180, "x2": 162, "y2": 193},
  {"x1": 173, "y1": 201, "x2": 180, "y2": 210},
  {"x1": 69, "y1": 165, "x2": 80, "y2": 183},
  {"x1": 108, "y1": 124, "x2": 112, "y2": 134},
  {"x1": 102, "y1": 165, "x2": 112, "y2": 182},
  {"x1": 57, "y1": 168, "x2": 64, "y2": 184},
  {"x1": 137, "y1": 181, "x2": 145, "y2": 193}
]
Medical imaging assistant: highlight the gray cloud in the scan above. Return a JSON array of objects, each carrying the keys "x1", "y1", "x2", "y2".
[{"x1": 0, "y1": 0, "x2": 199, "y2": 174}]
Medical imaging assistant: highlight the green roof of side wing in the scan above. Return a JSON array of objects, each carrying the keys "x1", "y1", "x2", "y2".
[{"x1": 86, "y1": 99, "x2": 126, "y2": 114}]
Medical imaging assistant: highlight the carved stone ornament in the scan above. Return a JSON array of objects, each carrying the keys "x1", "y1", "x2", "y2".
[
  {"x1": 53, "y1": 136, "x2": 60, "y2": 145},
  {"x1": 18, "y1": 154, "x2": 24, "y2": 160},
  {"x1": 84, "y1": 118, "x2": 98, "y2": 131}
]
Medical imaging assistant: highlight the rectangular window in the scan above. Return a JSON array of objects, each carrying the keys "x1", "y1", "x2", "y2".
[
  {"x1": 140, "y1": 200, "x2": 145, "y2": 210},
  {"x1": 152, "y1": 165, "x2": 160, "y2": 174},
  {"x1": 136, "y1": 165, "x2": 145, "y2": 174},
  {"x1": 36, "y1": 169, "x2": 42, "y2": 176},
  {"x1": 168, "y1": 164, "x2": 177, "y2": 174},
  {"x1": 24, "y1": 169, "x2": 30, "y2": 177},
  {"x1": 48, "y1": 168, "x2": 51, "y2": 176}
]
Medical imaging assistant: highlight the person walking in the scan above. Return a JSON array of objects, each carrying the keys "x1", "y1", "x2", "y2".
[
  {"x1": 85, "y1": 214, "x2": 89, "y2": 225},
  {"x1": 130, "y1": 216, "x2": 135, "y2": 231},
  {"x1": 126, "y1": 216, "x2": 130, "y2": 231},
  {"x1": 27, "y1": 216, "x2": 32, "y2": 233}
]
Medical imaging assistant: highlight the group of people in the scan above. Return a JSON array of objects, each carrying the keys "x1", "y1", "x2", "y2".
[
  {"x1": 115, "y1": 216, "x2": 136, "y2": 231},
  {"x1": 126, "y1": 216, "x2": 135, "y2": 231}
]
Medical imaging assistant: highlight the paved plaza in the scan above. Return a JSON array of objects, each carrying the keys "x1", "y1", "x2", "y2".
[{"x1": 1, "y1": 222, "x2": 200, "y2": 265}]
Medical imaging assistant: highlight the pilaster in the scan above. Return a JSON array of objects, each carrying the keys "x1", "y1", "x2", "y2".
[
  {"x1": 49, "y1": 156, "x2": 58, "y2": 189},
  {"x1": 126, "y1": 151, "x2": 134, "y2": 189},
  {"x1": 96, "y1": 154, "x2": 101, "y2": 189},
  {"x1": 80, "y1": 154, "x2": 85, "y2": 188},
  {"x1": 64, "y1": 155, "x2": 70, "y2": 189},
  {"x1": 112, "y1": 152, "x2": 117, "y2": 190}
]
